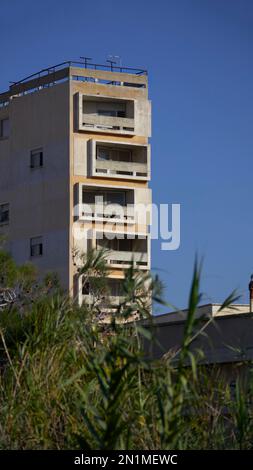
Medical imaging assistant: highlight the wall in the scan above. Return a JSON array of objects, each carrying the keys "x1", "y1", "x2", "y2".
[
  {"x1": 69, "y1": 69, "x2": 151, "y2": 297},
  {"x1": 0, "y1": 82, "x2": 70, "y2": 287}
]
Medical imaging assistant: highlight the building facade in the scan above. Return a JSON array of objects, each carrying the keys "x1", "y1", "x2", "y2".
[
  {"x1": 0, "y1": 62, "x2": 152, "y2": 307},
  {"x1": 143, "y1": 303, "x2": 253, "y2": 384}
]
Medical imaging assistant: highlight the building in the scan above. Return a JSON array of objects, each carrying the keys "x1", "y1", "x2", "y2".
[
  {"x1": 149, "y1": 303, "x2": 250, "y2": 326},
  {"x1": 143, "y1": 303, "x2": 253, "y2": 383},
  {"x1": 0, "y1": 61, "x2": 152, "y2": 308}
]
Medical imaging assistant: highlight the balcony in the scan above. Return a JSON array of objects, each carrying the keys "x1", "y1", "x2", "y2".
[
  {"x1": 81, "y1": 278, "x2": 125, "y2": 307},
  {"x1": 77, "y1": 93, "x2": 135, "y2": 135},
  {"x1": 81, "y1": 203, "x2": 134, "y2": 223},
  {"x1": 107, "y1": 250, "x2": 148, "y2": 268},
  {"x1": 96, "y1": 234, "x2": 150, "y2": 269},
  {"x1": 89, "y1": 140, "x2": 150, "y2": 181},
  {"x1": 75, "y1": 185, "x2": 135, "y2": 223}
]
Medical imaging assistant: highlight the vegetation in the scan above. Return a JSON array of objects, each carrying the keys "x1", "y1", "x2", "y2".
[{"x1": 0, "y1": 247, "x2": 253, "y2": 450}]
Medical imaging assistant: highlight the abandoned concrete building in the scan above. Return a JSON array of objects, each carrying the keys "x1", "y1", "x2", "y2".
[{"x1": 0, "y1": 61, "x2": 151, "y2": 307}]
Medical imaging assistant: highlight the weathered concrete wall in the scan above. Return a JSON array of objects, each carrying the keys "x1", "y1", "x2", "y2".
[
  {"x1": 1, "y1": 65, "x2": 152, "y2": 302},
  {"x1": 0, "y1": 82, "x2": 70, "y2": 287},
  {"x1": 73, "y1": 136, "x2": 88, "y2": 176},
  {"x1": 143, "y1": 312, "x2": 253, "y2": 364},
  {"x1": 69, "y1": 75, "x2": 152, "y2": 299}
]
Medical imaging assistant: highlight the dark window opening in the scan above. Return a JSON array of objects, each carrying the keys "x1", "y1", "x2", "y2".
[
  {"x1": 97, "y1": 109, "x2": 126, "y2": 118},
  {"x1": 82, "y1": 190, "x2": 126, "y2": 206},
  {"x1": 82, "y1": 281, "x2": 90, "y2": 296},
  {"x1": 0, "y1": 203, "x2": 9, "y2": 224},
  {"x1": 30, "y1": 236, "x2": 43, "y2": 257},
  {"x1": 0, "y1": 118, "x2": 9, "y2": 139},
  {"x1": 30, "y1": 149, "x2": 43, "y2": 169},
  {"x1": 96, "y1": 146, "x2": 132, "y2": 163}
]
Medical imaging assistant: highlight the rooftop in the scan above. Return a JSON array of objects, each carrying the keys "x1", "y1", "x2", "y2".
[
  {"x1": 150, "y1": 303, "x2": 250, "y2": 326},
  {"x1": 143, "y1": 305, "x2": 253, "y2": 364},
  {"x1": 0, "y1": 60, "x2": 148, "y2": 107}
]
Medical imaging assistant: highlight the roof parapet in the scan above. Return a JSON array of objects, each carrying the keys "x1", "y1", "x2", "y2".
[{"x1": 0, "y1": 60, "x2": 148, "y2": 107}]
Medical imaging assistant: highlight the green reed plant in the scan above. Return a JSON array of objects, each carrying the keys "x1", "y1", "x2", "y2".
[{"x1": 0, "y1": 251, "x2": 252, "y2": 449}]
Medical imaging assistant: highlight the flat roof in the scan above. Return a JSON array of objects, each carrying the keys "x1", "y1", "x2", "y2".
[
  {"x1": 143, "y1": 309, "x2": 253, "y2": 364},
  {"x1": 0, "y1": 60, "x2": 148, "y2": 104},
  {"x1": 149, "y1": 303, "x2": 250, "y2": 326}
]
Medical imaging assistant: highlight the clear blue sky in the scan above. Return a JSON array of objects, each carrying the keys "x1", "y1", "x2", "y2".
[{"x1": 1, "y1": 0, "x2": 253, "y2": 312}]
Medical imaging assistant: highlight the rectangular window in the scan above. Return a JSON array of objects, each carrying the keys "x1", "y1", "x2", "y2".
[
  {"x1": 117, "y1": 110, "x2": 126, "y2": 118},
  {"x1": 106, "y1": 191, "x2": 126, "y2": 206},
  {"x1": 0, "y1": 203, "x2": 9, "y2": 224},
  {"x1": 97, "y1": 147, "x2": 110, "y2": 161},
  {"x1": 97, "y1": 147, "x2": 132, "y2": 162},
  {"x1": 82, "y1": 191, "x2": 95, "y2": 205},
  {"x1": 82, "y1": 281, "x2": 90, "y2": 296},
  {"x1": 97, "y1": 110, "x2": 126, "y2": 118},
  {"x1": 30, "y1": 236, "x2": 43, "y2": 257},
  {"x1": 118, "y1": 149, "x2": 132, "y2": 162},
  {"x1": 30, "y1": 149, "x2": 43, "y2": 169},
  {"x1": 82, "y1": 190, "x2": 126, "y2": 206},
  {"x1": 0, "y1": 118, "x2": 9, "y2": 139},
  {"x1": 118, "y1": 238, "x2": 133, "y2": 251},
  {"x1": 98, "y1": 237, "x2": 133, "y2": 252},
  {"x1": 108, "y1": 279, "x2": 124, "y2": 297},
  {"x1": 98, "y1": 110, "x2": 116, "y2": 117}
]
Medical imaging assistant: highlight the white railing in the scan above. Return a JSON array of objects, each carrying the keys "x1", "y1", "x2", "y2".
[
  {"x1": 80, "y1": 203, "x2": 135, "y2": 222},
  {"x1": 102, "y1": 250, "x2": 148, "y2": 268},
  {"x1": 82, "y1": 114, "x2": 134, "y2": 132},
  {"x1": 95, "y1": 159, "x2": 148, "y2": 177},
  {"x1": 82, "y1": 294, "x2": 125, "y2": 306}
]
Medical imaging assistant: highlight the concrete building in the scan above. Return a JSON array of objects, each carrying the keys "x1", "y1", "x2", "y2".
[
  {"x1": 0, "y1": 61, "x2": 151, "y2": 308},
  {"x1": 149, "y1": 303, "x2": 250, "y2": 326},
  {"x1": 143, "y1": 303, "x2": 253, "y2": 383}
]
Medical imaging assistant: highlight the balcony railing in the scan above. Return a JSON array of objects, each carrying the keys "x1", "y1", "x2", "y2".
[
  {"x1": 101, "y1": 250, "x2": 148, "y2": 269},
  {"x1": 80, "y1": 203, "x2": 135, "y2": 223},
  {"x1": 88, "y1": 140, "x2": 150, "y2": 181},
  {"x1": 82, "y1": 293, "x2": 125, "y2": 307},
  {"x1": 82, "y1": 113, "x2": 135, "y2": 134},
  {"x1": 95, "y1": 159, "x2": 148, "y2": 178}
]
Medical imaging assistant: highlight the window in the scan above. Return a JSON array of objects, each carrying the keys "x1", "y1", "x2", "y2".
[
  {"x1": 97, "y1": 110, "x2": 126, "y2": 118},
  {"x1": 0, "y1": 203, "x2": 9, "y2": 224},
  {"x1": 98, "y1": 238, "x2": 133, "y2": 252},
  {"x1": 82, "y1": 278, "x2": 123, "y2": 297},
  {"x1": 120, "y1": 149, "x2": 132, "y2": 162},
  {"x1": 82, "y1": 191, "x2": 95, "y2": 205},
  {"x1": 98, "y1": 110, "x2": 115, "y2": 117},
  {"x1": 117, "y1": 110, "x2": 126, "y2": 118},
  {"x1": 82, "y1": 190, "x2": 126, "y2": 206},
  {"x1": 108, "y1": 279, "x2": 124, "y2": 297},
  {"x1": 97, "y1": 148, "x2": 110, "y2": 161},
  {"x1": 0, "y1": 118, "x2": 9, "y2": 139},
  {"x1": 97, "y1": 146, "x2": 132, "y2": 162},
  {"x1": 118, "y1": 238, "x2": 132, "y2": 251},
  {"x1": 30, "y1": 236, "x2": 43, "y2": 257},
  {"x1": 30, "y1": 148, "x2": 43, "y2": 169},
  {"x1": 82, "y1": 281, "x2": 90, "y2": 296},
  {"x1": 106, "y1": 192, "x2": 126, "y2": 206}
]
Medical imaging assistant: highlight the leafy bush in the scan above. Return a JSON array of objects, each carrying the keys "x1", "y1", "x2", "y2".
[{"x1": 0, "y1": 252, "x2": 252, "y2": 449}]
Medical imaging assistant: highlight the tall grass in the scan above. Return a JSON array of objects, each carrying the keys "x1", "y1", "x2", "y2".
[{"x1": 0, "y1": 250, "x2": 252, "y2": 449}]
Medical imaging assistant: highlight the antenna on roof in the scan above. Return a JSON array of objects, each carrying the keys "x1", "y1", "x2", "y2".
[
  {"x1": 107, "y1": 55, "x2": 122, "y2": 68},
  {"x1": 79, "y1": 57, "x2": 92, "y2": 68},
  {"x1": 106, "y1": 59, "x2": 117, "y2": 72}
]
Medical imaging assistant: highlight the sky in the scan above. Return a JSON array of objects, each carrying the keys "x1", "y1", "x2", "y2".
[{"x1": 1, "y1": 0, "x2": 253, "y2": 312}]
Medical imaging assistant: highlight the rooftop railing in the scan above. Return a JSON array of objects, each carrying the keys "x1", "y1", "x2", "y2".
[
  {"x1": 0, "y1": 60, "x2": 148, "y2": 106},
  {"x1": 11, "y1": 60, "x2": 147, "y2": 87}
]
